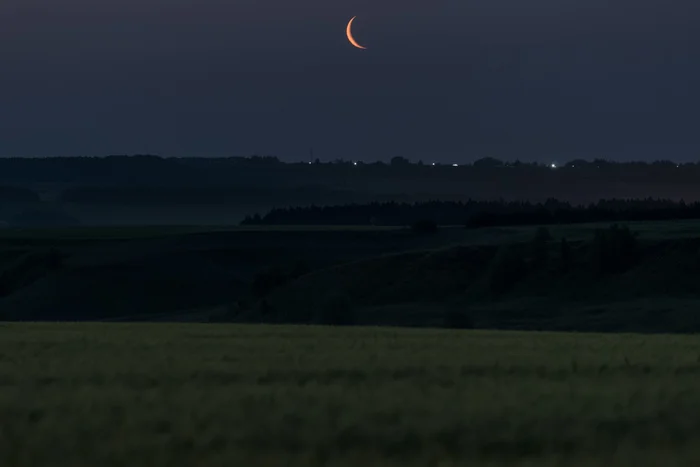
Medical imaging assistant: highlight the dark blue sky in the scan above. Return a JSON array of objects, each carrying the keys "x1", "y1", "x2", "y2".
[{"x1": 1, "y1": 0, "x2": 698, "y2": 162}]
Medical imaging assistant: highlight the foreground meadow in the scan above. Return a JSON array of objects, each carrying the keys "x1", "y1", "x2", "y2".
[{"x1": 2, "y1": 324, "x2": 700, "y2": 466}]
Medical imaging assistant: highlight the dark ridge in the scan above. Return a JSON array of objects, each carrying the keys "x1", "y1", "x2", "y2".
[{"x1": 241, "y1": 198, "x2": 700, "y2": 228}]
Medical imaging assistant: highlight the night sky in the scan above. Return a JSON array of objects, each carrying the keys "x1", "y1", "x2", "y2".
[{"x1": 1, "y1": 0, "x2": 698, "y2": 163}]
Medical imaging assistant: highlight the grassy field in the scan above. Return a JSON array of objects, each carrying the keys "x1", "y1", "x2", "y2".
[{"x1": 2, "y1": 324, "x2": 700, "y2": 466}]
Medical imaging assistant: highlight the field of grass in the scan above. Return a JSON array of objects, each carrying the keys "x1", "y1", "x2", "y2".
[{"x1": 3, "y1": 323, "x2": 700, "y2": 466}]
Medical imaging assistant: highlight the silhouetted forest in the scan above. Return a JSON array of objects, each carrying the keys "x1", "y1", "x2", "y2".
[
  {"x1": 242, "y1": 198, "x2": 700, "y2": 227},
  {"x1": 5, "y1": 156, "x2": 700, "y2": 212},
  {"x1": 0, "y1": 155, "x2": 699, "y2": 188}
]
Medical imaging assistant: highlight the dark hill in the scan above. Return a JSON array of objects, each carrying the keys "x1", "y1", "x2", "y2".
[
  {"x1": 0, "y1": 227, "x2": 460, "y2": 321},
  {"x1": 246, "y1": 231, "x2": 700, "y2": 333},
  {"x1": 0, "y1": 186, "x2": 40, "y2": 203}
]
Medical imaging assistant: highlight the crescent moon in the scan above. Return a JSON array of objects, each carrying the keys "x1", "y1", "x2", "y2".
[{"x1": 346, "y1": 16, "x2": 367, "y2": 50}]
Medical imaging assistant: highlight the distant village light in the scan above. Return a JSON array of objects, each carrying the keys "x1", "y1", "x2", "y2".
[{"x1": 452, "y1": 163, "x2": 458, "y2": 167}]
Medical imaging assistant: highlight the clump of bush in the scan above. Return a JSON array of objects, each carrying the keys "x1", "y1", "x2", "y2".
[
  {"x1": 314, "y1": 294, "x2": 356, "y2": 326},
  {"x1": 0, "y1": 250, "x2": 65, "y2": 297},
  {"x1": 486, "y1": 244, "x2": 527, "y2": 295},
  {"x1": 530, "y1": 226, "x2": 552, "y2": 268},
  {"x1": 559, "y1": 237, "x2": 572, "y2": 273},
  {"x1": 443, "y1": 308, "x2": 474, "y2": 329},
  {"x1": 251, "y1": 260, "x2": 312, "y2": 298},
  {"x1": 589, "y1": 224, "x2": 639, "y2": 275}
]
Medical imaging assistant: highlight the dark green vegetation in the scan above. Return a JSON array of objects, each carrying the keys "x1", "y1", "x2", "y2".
[
  {"x1": 3, "y1": 323, "x2": 700, "y2": 467},
  {"x1": 254, "y1": 223, "x2": 700, "y2": 333},
  {"x1": 3, "y1": 220, "x2": 700, "y2": 332},
  {"x1": 0, "y1": 225, "x2": 456, "y2": 321},
  {"x1": 242, "y1": 198, "x2": 700, "y2": 227}
]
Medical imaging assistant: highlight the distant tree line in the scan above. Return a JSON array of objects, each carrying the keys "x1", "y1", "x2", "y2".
[
  {"x1": 1, "y1": 155, "x2": 699, "y2": 185},
  {"x1": 6, "y1": 156, "x2": 700, "y2": 208},
  {"x1": 241, "y1": 198, "x2": 700, "y2": 228}
]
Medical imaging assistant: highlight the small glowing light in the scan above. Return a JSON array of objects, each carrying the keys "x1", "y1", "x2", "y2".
[
  {"x1": 431, "y1": 162, "x2": 436, "y2": 166},
  {"x1": 452, "y1": 163, "x2": 458, "y2": 167},
  {"x1": 353, "y1": 161, "x2": 357, "y2": 166},
  {"x1": 550, "y1": 163, "x2": 557, "y2": 169}
]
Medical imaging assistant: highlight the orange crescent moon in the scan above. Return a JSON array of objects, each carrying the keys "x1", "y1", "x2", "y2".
[{"x1": 346, "y1": 16, "x2": 367, "y2": 50}]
